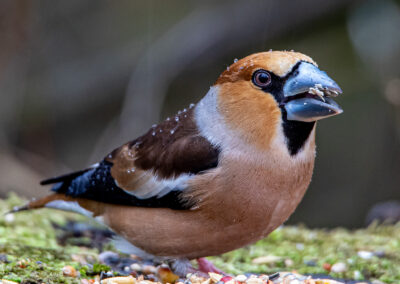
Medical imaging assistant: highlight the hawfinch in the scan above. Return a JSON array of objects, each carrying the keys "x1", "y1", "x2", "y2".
[{"x1": 14, "y1": 51, "x2": 342, "y2": 275}]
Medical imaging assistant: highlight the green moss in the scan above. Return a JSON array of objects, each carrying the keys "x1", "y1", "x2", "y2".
[
  {"x1": 0, "y1": 194, "x2": 98, "y2": 283},
  {"x1": 210, "y1": 224, "x2": 400, "y2": 283},
  {"x1": 79, "y1": 263, "x2": 111, "y2": 278},
  {"x1": 1, "y1": 194, "x2": 400, "y2": 283}
]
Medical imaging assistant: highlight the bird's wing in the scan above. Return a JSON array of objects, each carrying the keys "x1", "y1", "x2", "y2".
[{"x1": 40, "y1": 106, "x2": 220, "y2": 210}]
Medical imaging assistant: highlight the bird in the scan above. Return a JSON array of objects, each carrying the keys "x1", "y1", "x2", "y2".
[{"x1": 12, "y1": 51, "x2": 343, "y2": 276}]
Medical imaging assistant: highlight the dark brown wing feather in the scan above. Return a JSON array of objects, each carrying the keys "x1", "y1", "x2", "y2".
[
  {"x1": 41, "y1": 106, "x2": 219, "y2": 209},
  {"x1": 106, "y1": 107, "x2": 220, "y2": 185}
]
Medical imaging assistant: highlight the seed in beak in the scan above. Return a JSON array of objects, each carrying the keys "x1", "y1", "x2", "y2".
[{"x1": 309, "y1": 87, "x2": 325, "y2": 102}]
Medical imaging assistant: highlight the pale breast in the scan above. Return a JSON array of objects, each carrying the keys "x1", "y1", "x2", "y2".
[{"x1": 191, "y1": 146, "x2": 315, "y2": 252}]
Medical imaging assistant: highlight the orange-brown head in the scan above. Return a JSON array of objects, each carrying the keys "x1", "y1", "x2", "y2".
[{"x1": 209, "y1": 51, "x2": 342, "y2": 155}]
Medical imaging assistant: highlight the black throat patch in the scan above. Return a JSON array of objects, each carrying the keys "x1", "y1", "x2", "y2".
[{"x1": 282, "y1": 114, "x2": 315, "y2": 156}]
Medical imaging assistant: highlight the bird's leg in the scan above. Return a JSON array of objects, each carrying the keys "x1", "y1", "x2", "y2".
[
  {"x1": 196, "y1": 257, "x2": 225, "y2": 275},
  {"x1": 168, "y1": 258, "x2": 201, "y2": 277},
  {"x1": 168, "y1": 258, "x2": 226, "y2": 278}
]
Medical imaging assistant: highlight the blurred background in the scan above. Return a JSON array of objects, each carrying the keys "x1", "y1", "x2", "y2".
[{"x1": 0, "y1": 0, "x2": 399, "y2": 228}]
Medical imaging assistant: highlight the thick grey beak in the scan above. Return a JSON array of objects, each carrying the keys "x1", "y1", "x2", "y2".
[{"x1": 283, "y1": 62, "x2": 343, "y2": 122}]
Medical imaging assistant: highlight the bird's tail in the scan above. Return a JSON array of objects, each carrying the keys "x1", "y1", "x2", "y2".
[
  {"x1": 6, "y1": 203, "x2": 30, "y2": 214},
  {"x1": 5, "y1": 168, "x2": 87, "y2": 213},
  {"x1": 6, "y1": 192, "x2": 104, "y2": 219},
  {"x1": 4, "y1": 166, "x2": 93, "y2": 215},
  {"x1": 40, "y1": 167, "x2": 94, "y2": 194},
  {"x1": 5, "y1": 193, "x2": 68, "y2": 215}
]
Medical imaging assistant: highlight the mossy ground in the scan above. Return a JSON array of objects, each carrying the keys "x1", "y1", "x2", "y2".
[
  {"x1": 210, "y1": 226, "x2": 400, "y2": 283},
  {"x1": 0, "y1": 194, "x2": 399, "y2": 283}
]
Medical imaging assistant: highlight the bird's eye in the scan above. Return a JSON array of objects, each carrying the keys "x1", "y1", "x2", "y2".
[{"x1": 252, "y1": 70, "x2": 271, "y2": 88}]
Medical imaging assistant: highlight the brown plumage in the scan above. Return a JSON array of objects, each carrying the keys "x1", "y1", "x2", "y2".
[
  {"x1": 107, "y1": 107, "x2": 219, "y2": 184},
  {"x1": 16, "y1": 51, "x2": 342, "y2": 275}
]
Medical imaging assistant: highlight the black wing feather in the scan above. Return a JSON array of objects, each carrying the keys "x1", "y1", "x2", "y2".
[
  {"x1": 40, "y1": 168, "x2": 90, "y2": 185},
  {"x1": 43, "y1": 161, "x2": 192, "y2": 210}
]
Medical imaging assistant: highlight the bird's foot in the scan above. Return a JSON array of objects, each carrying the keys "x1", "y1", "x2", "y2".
[
  {"x1": 168, "y1": 258, "x2": 227, "y2": 278},
  {"x1": 196, "y1": 257, "x2": 225, "y2": 275}
]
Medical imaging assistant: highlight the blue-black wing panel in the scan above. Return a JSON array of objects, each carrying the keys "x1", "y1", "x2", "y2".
[{"x1": 43, "y1": 161, "x2": 191, "y2": 210}]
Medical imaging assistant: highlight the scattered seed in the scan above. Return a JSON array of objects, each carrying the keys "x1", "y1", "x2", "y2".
[
  {"x1": 245, "y1": 277, "x2": 264, "y2": 284},
  {"x1": 252, "y1": 255, "x2": 282, "y2": 264},
  {"x1": 130, "y1": 263, "x2": 141, "y2": 271},
  {"x1": 235, "y1": 275, "x2": 247, "y2": 282},
  {"x1": 323, "y1": 263, "x2": 332, "y2": 271},
  {"x1": 62, "y1": 265, "x2": 78, "y2": 277},
  {"x1": 208, "y1": 272, "x2": 222, "y2": 283},
  {"x1": 331, "y1": 262, "x2": 347, "y2": 273},
  {"x1": 100, "y1": 276, "x2": 136, "y2": 284},
  {"x1": 0, "y1": 280, "x2": 20, "y2": 284},
  {"x1": 357, "y1": 250, "x2": 374, "y2": 259},
  {"x1": 284, "y1": 259, "x2": 294, "y2": 267}
]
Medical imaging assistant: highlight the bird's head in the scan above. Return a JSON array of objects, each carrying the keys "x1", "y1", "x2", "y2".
[{"x1": 212, "y1": 51, "x2": 342, "y2": 155}]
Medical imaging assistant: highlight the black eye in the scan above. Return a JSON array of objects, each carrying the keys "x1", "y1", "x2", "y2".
[{"x1": 252, "y1": 70, "x2": 271, "y2": 88}]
